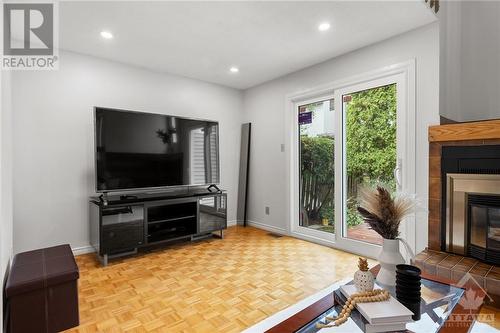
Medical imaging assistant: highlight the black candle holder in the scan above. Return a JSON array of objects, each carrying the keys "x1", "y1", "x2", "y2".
[{"x1": 395, "y1": 264, "x2": 421, "y2": 320}]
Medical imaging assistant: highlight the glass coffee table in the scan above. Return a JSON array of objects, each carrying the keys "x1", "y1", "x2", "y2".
[
  {"x1": 261, "y1": 266, "x2": 492, "y2": 333},
  {"x1": 296, "y1": 277, "x2": 464, "y2": 333}
]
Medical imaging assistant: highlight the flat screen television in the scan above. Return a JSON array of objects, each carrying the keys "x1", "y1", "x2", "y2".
[{"x1": 94, "y1": 107, "x2": 220, "y2": 192}]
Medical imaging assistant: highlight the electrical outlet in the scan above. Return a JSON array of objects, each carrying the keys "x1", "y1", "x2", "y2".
[
  {"x1": 280, "y1": 144, "x2": 285, "y2": 152},
  {"x1": 265, "y1": 206, "x2": 270, "y2": 215}
]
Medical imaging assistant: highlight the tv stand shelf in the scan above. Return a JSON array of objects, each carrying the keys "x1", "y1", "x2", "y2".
[
  {"x1": 89, "y1": 191, "x2": 227, "y2": 266},
  {"x1": 147, "y1": 215, "x2": 196, "y2": 225}
]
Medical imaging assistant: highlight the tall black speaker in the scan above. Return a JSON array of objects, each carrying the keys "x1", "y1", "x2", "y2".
[{"x1": 237, "y1": 123, "x2": 251, "y2": 226}]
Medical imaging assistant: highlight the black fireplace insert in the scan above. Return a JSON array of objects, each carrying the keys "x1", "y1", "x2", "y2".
[{"x1": 441, "y1": 145, "x2": 500, "y2": 264}]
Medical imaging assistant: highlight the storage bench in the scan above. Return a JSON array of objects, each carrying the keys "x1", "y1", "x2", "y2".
[{"x1": 5, "y1": 244, "x2": 79, "y2": 333}]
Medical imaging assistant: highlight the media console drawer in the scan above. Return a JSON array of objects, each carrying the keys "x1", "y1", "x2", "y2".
[{"x1": 102, "y1": 221, "x2": 144, "y2": 253}]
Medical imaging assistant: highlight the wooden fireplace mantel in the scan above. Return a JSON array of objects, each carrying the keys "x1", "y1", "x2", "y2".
[
  {"x1": 429, "y1": 119, "x2": 500, "y2": 142},
  {"x1": 427, "y1": 118, "x2": 500, "y2": 251}
]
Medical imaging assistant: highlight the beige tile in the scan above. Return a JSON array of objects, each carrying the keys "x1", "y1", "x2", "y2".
[{"x1": 436, "y1": 255, "x2": 462, "y2": 280}]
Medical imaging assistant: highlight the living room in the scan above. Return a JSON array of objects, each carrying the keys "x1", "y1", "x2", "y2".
[{"x1": 1, "y1": 1, "x2": 499, "y2": 332}]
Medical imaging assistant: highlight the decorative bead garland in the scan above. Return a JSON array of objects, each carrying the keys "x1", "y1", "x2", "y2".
[{"x1": 316, "y1": 289, "x2": 390, "y2": 328}]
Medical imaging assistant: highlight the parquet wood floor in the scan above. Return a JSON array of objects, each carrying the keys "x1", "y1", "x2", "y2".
[{"x1": 66, "y1": 226, "x2": 369, "y2": 333}]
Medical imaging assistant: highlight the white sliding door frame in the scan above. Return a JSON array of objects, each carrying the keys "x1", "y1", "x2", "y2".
[
  {"x1": 333, "y1": 72, "x2": 414, "y2": 256},
  {"x1": 285, "y1": 60, "x2": 416, "y2": 258}
]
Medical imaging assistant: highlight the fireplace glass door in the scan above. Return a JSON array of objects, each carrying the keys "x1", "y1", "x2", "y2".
[
  {"x1": 469, "y1": 205, "x2": 487, "y2": 249},
  {"x1": 468, "y1": 195, "x2": 500, "y2": 264},
  {"x1": 487, "y1": 207, "x2": 500, "y2": 252}
]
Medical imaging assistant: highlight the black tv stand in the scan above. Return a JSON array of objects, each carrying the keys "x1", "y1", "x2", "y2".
[{"x1": 89, "y1": 190, "x2": 227, "y2": 266}]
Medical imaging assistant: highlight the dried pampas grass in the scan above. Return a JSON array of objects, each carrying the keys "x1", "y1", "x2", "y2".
[{"x1": 357, "y1": 186, "x2": 416, "y2": 239}]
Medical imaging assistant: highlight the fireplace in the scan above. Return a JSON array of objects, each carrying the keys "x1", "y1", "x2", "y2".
[
  {"x1": 443, "y1": 145, "x2": 500, "y2": 265},
  {"x1": 418, "y1": 121, "x2": 500, "y2": 300}
]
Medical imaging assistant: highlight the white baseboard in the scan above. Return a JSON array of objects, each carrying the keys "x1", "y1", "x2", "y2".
[
  {"x1": 227, "y1": 219, "x2": 237, "y2": 227},
  {"x1": 247, "y1": 220, "x2": 287, "y2": 235},
  {"x1": 289, "y1": 231, "x2": 336, "y2": 248},
  {"x1": 245, "y1": 221, "x2": 377, "y2": 259},
  {"x1": 72, "y1": 245, "x2": 96, "y2": 255}
]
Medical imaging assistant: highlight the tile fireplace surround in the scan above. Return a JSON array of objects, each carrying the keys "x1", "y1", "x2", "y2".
[{"x1": 415, "y1": 119, "x2": 500, "y2": 302}]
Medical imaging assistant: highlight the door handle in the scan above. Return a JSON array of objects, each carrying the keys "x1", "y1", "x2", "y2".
[{"x1": 393, "y1": 158, "x2": 402, "y2": 191}]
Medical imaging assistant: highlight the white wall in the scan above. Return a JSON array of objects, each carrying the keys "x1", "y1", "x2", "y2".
[
  {"x1": 10, "y1": 23, "x2": 440, "y2": 256},
  {"x1": 1, "y1": 70, "x2": 13, "y2": 332},
  {"x1": 242, "y1": 23, "x2": 440, "y2": 253},
  {"x1": 439, "y1": 1, "x2": 500, "y2": 122},
  {"x1": 11, "y1": 50, "x2": 242, "y2": 254}
]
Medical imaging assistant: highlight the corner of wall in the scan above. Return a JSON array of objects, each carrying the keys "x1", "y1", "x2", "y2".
[{"x1": 1, "y1": 68, "x2": 14, "y2": 333}]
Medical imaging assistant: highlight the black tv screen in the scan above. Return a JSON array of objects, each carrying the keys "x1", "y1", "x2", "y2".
[{"x1": 95, "y1": 107, "x2": 220, "y2": 192}]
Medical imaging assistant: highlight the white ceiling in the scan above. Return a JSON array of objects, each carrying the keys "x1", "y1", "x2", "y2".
[{"x1": 59, "y1": 1, "x2": 436, "y2": 89}]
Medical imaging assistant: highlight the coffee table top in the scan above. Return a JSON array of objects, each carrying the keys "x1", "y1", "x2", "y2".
[
  {"x1": 296, "y1": 277, "x2": 463, "y2": 333},
  {"x1": 247, "y1": 265, "x2": 496, "y2": 333}
]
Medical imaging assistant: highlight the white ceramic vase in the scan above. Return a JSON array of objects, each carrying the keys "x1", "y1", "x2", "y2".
[{"x1": 376, "y1": 238, "x2": 405, "y2": 286}]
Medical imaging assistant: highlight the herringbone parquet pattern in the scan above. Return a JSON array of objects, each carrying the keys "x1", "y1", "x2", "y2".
[{"x1": 66, "y1": 226, "x2": 370, "y2": 333}]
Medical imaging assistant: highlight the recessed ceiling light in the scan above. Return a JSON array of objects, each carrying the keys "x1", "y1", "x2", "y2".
[
  {"x1": 318, "y1": 22, "x2": 331, "y2": 32},
  {"x1": 230, "y1": 67, "x2": 239, "y2": 73},
  {"x1": 100, "y1": 31, "x2": 113, "y2": 39}
]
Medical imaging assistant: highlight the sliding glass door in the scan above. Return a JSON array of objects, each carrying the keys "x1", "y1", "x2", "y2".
[
  {"x1": 292, "y1": 68, "x2": 413, "y2": 256},
  {"x1": 289, "y1": 61, "x2": 416, "y2": 257}
]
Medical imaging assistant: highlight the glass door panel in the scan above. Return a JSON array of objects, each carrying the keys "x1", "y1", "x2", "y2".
[
  {"x1": 298, "y1": 99, "x2": 335, "y2": 234},
  {"x1": 343, "y1": 83, "x2": 397, "y2": 246}
]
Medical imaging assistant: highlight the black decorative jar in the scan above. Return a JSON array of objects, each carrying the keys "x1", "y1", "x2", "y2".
[{"x1": 395, "y1": 264, "x2": 421, "y2": 320}]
